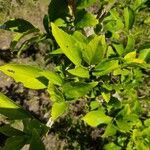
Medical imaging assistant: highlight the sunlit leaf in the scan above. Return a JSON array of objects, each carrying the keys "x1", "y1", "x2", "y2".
[
  {"x1": 0, "y1": 93, "x2": 31, "y2": 119},
  {"x1": 104, "y1": 142, "x2": 121, "y2": 150},
  {"x1": 0, "y1": 64, "x2": 46, "y2": 89},
  {"x1": 68, "y1": 66, "x2": 89, "y2": 78},
  {"x1": 83, "y1": 35, "x2": 107, "y2": 65},
  {"x1": 40, "y1": 70, "x2": 63, "y2": 86},
  {"x1": 47, "y1": 84, "x2": 65, "y2": 102},
  {"x1": 103, "y1": 123, "x2": 117, "y2": 137},
  {"x1": 63, "y1": 82, "x2": 98, "y2": 99},
  {"x1": 83, "y1": 110, "x2": 112, "y2": 127},
  {"x1": 93, "y1": 59, "x2": 119, "y2": 76},
  {"x1": 51, "y1": 23, "x2": 82, "y2": 65},
  {"x1": 138, "y1": 48, "x2": 150, "y2": 62},
  {"x1": 51, "y1": 102, "x2": 68, "y2": 120}
]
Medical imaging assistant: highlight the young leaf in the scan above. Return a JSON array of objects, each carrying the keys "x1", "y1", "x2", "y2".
[
  {"x1": 124, "y1": 51, "x2": 136, "y2": 60},
  {"x1": 0, "y1": 93, "x2": 31, "y2": 119},
  {"x1": 51, "y1": 23, "x2": 82, "y2": 65},
  {"x1": 29, "y1": 129, "x2": 45, "y2": 150},
  {"x1": 68, "y1": 66, "x2": 89, "y2": 78},
  {"x1": 0, "y1": 64, "x2": 46, "y2": 89},
  {"x1": 124, "y1": 7, "x2": 135, "y2": 30},
  {"x1": 82, "y1": 110, "x2": 112, "y2": 127},
  {"x1": 124, "y1": 52, "x2": 145, "y2": 64},
  {"x1": 51, "y1": 102, "x2": 68, "y2": 120},
  {"x1": 1, "y1": 18, "x2": 37, "y2": 33},
  {"x1": 75, "y1": 10, "x2": 98, "y2": 28},
  {"x1": 82, "y1": 35, "x2": 107, "y2": 65},
  {"x1": 93, "y1": 59, "x2": 119, "y2": 76},
  {"x1": 63, "y1": 82, "x2": 98, "y2": 99},
  {"x1": 2, "y1": 136, "x2": 26, "y2": 150}
]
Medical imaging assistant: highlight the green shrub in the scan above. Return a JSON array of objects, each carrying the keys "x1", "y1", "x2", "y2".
[{"x1": 0, "y1": 0, "x2": 150, "y2": 149}]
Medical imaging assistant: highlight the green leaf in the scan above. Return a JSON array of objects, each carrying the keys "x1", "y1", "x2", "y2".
[
  {"x1": 83, "y1": 110, "x2": 112, "y2": 127},
  {"x1": 51, "y1": 102, "x2": 68, "y2": 120},
  {"x1": 144, "y1": 119, "x2": 150, "y2": 127},
  {"x1": 0, "y1": 64, "x2": 46, "y2": 89},
  {"x1": 124, "y1": 52, "x2": 145, "y2": 64},
  {"x1": 47, "y1": 84, "x2": 65, "y2": 102},
  {"x1": 75, "y1": 10, "x2": 98, "y2": 28},
  {"x1": 2, "y1": 18, "x2": 37, "y2": 33},
  {"x1": 124, "y1": 51, "x2": 136, "y2": 60},
  {"x1": 50, "y1": 48, "x2": 63, "y2": 55},
  {"x1": 116, "y1": 114, "x2": 139, "y2": 132},
  {"x1": 144, "y1": 17, "x2": 150, "y2": 24},
  {"x1": 113, "y1": 43, "x2": 124, "y2": 56},
  {"x1": 23, "y1": 119, "x2": 48, "y2": 136},
  {"x1": 48, "y1": 0, "x2": 69, "y2": 22},
  {"x1": 68, "y1": 66, "x2": 89, "y2": 78},
  {"x1": 54, "y1": 18, "x2": 66, "y2": 27},
  {"x1": 125, "y1": 35, "x2": 135, "y2": 53},
  {"x1": 40, "y1": 70, "x2": 63, "y2": 86},
  {"x1": 103, "y1": 123, "x2": 117, "y2": 137},
  {"x1": 106, "y1": 46, "x2": 115, "y2": 58},
  {"x1": 29, "y1": 129, "x2": 45, "y2": 150},
  {"x1": 51, "y1": 23, "x2": 82, "y2": 65},
  {"x1": 90, "y1": 101, "x2": 101, "y2": 110},
  {"x1": 83, "y1": 35, "x2": 107, "y2": 65},
  {"x1": 2, "y1": 136, "x2": 26, "y2": 150},
  {"x1": 9, "y1": 29, "x2": 39, "y2": 54},
  {"x1": 104, "y1": 142, "x2": 121, "y2": 150},
  {"x1": 72, "y1": 31, "x2": 88, "y2": 44},
  {"x1": 77, "y1": 0, "x2": 97, "y2": 9},
  {"x1": 0, "y1": 93, "x2": 31, "y2": 119},
  {"x1": 43, "y1": 14, "x2": 50, "y2": 34},
  {"x1": 0, "y1": 125, "x2": 24, "y2": 137},
  {"x1": 104, "y1": 9, "x2": 124, "y2": 33},
  {"x1": 124, "y1": 7, "x2": 135, "y2": 30},
  {"x1": 138, "y1": 48, "x2": 150, "y2": 62},
  {"x1": 101, "y1": 92, "x2": 111, "y2": 103},
  {"x1": 132, "y1": 0, "x2": 147, "y2": 10},
  {"x1": 93, "y1": 59, "x2": 119, "y2": 76},
  {"x1": 63, "y1": 82, "x2": 98, "y2": 99}
]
